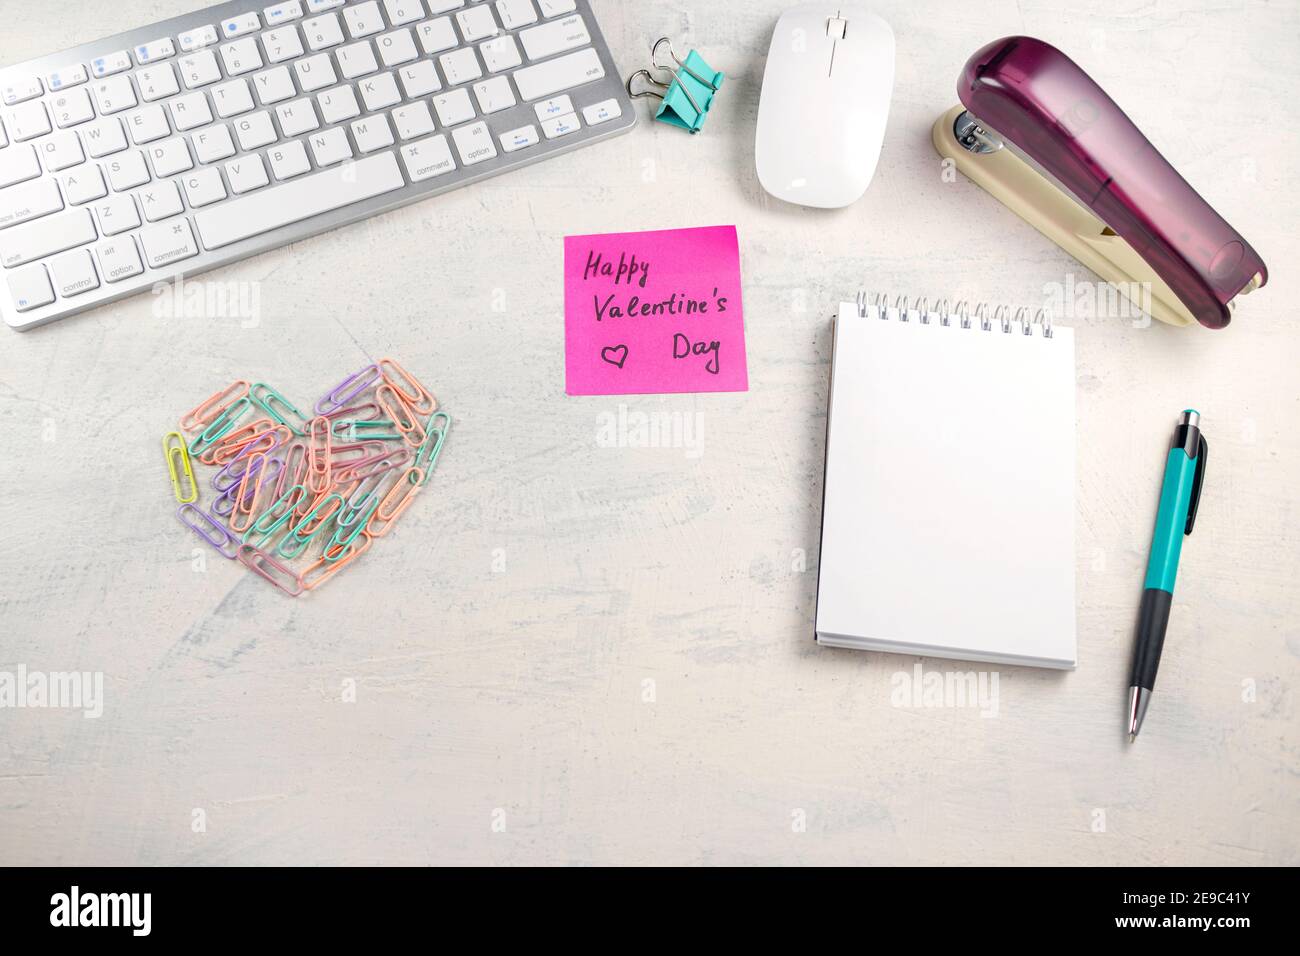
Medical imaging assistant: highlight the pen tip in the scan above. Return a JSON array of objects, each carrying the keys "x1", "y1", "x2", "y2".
[{"x1": 1128, "y1": 732, "x2": 1137, "y2": 744}]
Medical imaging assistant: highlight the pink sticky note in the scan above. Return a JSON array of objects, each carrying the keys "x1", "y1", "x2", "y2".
[{"x1": 564, "y1": 225, "x2": 748, "y2": 395}]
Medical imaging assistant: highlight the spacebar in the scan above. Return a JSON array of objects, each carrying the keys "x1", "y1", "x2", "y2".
[{"x1": 195, "y1": 153, "x2": 405, "y2": 251}]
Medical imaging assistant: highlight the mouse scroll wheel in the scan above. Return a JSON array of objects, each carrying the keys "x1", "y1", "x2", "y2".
[{"x1": 827, "y1": 17, "x2": 848, "y2": 40}]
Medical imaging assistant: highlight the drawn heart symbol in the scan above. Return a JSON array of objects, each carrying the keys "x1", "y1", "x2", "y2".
[{"x1": 601, "y1": 345, "x2": 629, "y2": 369}]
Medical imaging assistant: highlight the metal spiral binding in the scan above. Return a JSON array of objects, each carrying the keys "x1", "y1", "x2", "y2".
[{"x1": 854, "y1": 291, "x2": 1055, "y2": 338}]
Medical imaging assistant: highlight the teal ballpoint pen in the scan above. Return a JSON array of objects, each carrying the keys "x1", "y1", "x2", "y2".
[{"x1": 1127, "y1": 410, "x2": 1208, "y2": 742}]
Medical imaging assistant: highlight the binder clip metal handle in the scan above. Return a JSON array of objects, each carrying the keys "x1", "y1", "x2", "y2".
[{"x1": 625, "y1": 37, "x2": 724, "y2": 134}]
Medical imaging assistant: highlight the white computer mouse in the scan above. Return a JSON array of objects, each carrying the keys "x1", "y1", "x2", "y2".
[{"x1": 755, "y1": 4, "x2": 895, "y2": 208}]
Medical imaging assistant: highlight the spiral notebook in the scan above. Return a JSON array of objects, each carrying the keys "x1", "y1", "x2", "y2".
[{"x1": 815, "y1": 294, "x2": 1077, "y2": 669}]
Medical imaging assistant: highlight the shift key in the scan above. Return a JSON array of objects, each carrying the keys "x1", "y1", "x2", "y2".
[
  {"x1": 513, "y1": 48, "x2": 604, "y2": 102},
  {"x1": 0, "y1": 207, "x2": 96, "y2": 268}
]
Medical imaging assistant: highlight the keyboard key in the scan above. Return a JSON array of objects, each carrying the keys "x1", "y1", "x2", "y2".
[
  {"x1": 48, "y1": 248, "x2": 99, "y2": 297},
  {"x1": 128, "y1": 105, "x2": 171, "y2": 144},
  {"x1": 179, "y1": 50, "x2": 223, "y2": 88},
  {"x1": 0, "y1": 145, "x2": 40, "y2": 188},
  {"x1": 254, "y1": 66, "x2": 297, "y2": 104},
  {"x1": 40, "y1": 131, "x2": 85, "y2": 171},
  {"x1": 192, "y1": 124, "x2": 237, "y2": 163},
  {"x1": 0, "y1": 177, "x2": 63, "y2": 229},
  {"x1": 473, "y1": 76, "x2": 515, "y2": 114},
  {"x1": 195, "y1": 152, "x2": 404, "y2": 248},
  {"x1": 416, "y1": 18, "x2": 458, "y2": 54},
  {"x1": 6, "y1": 263, "x2": 54, "y2": 311},
  {"x1": 537, "y1": 0, "x2": 576, "y2": 16},
  {"x1": 317, "y1": 85, "x2": 361, "y2": 124},
  {"x1": 134, "y1": 38, "x2": 177, "y2": 65},
  {"x1": 221, "y1": 38, "x2": 264, "y2": 75},
  {"x1": 262, "y1": 27, "x2": 305, "y2": 63},
  {"x1": 276, "y1": 98, "x2": 320, "y2": 136},
  {"x1": 377, "y1": 29, "x2": 419, "y2": 67},
  {"x1": 0, "y1": 207, "x2": 97, "y2": 268},
  {"x1": 50, "y1": 89, "x2": 95, "y2": 128},
  {"x1": 481, "y1": 35, "x2": 522, "y2": 74},
  {"x1": 225, "y1": 154, "x2": 270, "y2": 193},
  {"x1": 540, "y1": 112, "x2": 580, "y2": 138},
  {"x1": 62, "y1": 164, "x2": 108, "y2": 205},
  {"x1": 3, "y1": 77, "x2": 43, "y2": 107},
  {"x1": 432, "y1": 88, "x2": 474, "y2": 126},
  {"x1": 91, "y1": 52, "x2": 134, "y2": 78},
  {"x1": 222, "y1": 13, "x2": 261, "y2": 38},
  {"x1": 343, "y1": 1, "x2": 385, "y2": 38},
  {"x1": 181, "y1": 166, "x2": 227, "y2": 206},
  {"x1": 139, "y1": 218, "x2": 199, "y2": 268},
  {"x1": 83, "y1": 117, "x2": 128, "y2": 157},
  {"x1": 264, "y1": 2, "x2": 304, "y2": 24},
  {"x1": 269, "y1": 139, "x2": 311, "y2": 179},
  {"x1": 398, "y1": 60, "x2": 441, "y2": 97},
  {"x1": 497, "y1": 0, "x2": 537, "y2": 29},
  {"x1": 95, "y1": 236, "x2": 144, "y2": 282},
  {"x1": 451, "y1": 120, "x2": 496, "y2": 165},
  {"x1": 93, "y1": 75, "x2": 138, "y2": 114},
  {"x1": 350, "y1": 115, "x2": 394, "y2": 153},
  {"x1": 303, "y1": 13, "x2": 346, "y2": 50},
  {"x1": 235, "y1": 111, "x2": 278, "y2": 149},
  {"x1": 93, "y1": 193, "x2": 141, "y2": 235},
  {"x1": 533, "y1": 95, "x2": 572, "y2": 121},
  {"x1": 147, "y1": 137, "x2": 193, "y2": 177},
  {"x1": 7, "y1": 101, "x2": 51, "y2": 141},
  {"x1": 336, "y1": 42, "x2": 379, "y2": 79},
  {"x1": 582, "y1": 98, "x2": 622, "y2": 125},
  {"x1": 513, "y1": 47, "x2": 604, "y2": 100},
  {"x1": 136, "y1": 64, "x2": 181, "y2": 101},
  {"x1": 105, "y1": 151, "x2": 150, "y2": 190},
  {"x1": 46, "y1": 65, "x2": 89, "y2": 92},
  {"x1": 138, "y1": 180, "x2": 184, "y2": 221},
  {"x1": 519, "y1": 13, "x2": 590, "y2": 61},
  {"x1": 391, "y1": 102, "x2": 434, "y2": 139},
  {"x1": 499, "y1": 124, "x2": 538, "y2": 152},
  {"x1": 179, "y1": 25, "x2": 221, "y2": 51},
  {"x1": 440, "y1": 48, "x2": 482, "y2": 86},
  {"x1": 0, "y1": 121, "x2": 6, "y2": 149},
  {"x1": 309, "y1": 127, "x2": 353, "y2": 166},
  {"x1": 358, "y1": 73, "x2": 401, "y2": 112},
  {"x1": 213, "y1": 79, "x2": 256, "y2": 116},
  {"x1": 295, "y1": 53, "x2": 338, "y2": 92},
  {"x1": 383, "y1": 0, "x2": 425, "y2": 26},
  {"x1": 399, "y1": 134, "x2": 455, "y2": 180},
  {"x1": 456, "y1": 5, "x2": 499, "y2": 41},
  {"x1": 426, "y1": 0, "x2": 467, "y2": 11},
  {"x1": 307, "y1": 0, "x2": 346, "y2": 10},
  {"x1": 170, "y1": 91, "x2": 214, "y2": 130}
]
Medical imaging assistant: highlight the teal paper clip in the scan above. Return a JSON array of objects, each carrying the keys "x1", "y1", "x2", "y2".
[{"x1": 626, "y1": 37, "x2": 723, "y2": 134}]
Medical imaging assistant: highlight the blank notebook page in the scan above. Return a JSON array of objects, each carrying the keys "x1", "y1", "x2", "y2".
[{"x1": 815, "y1": 301, "x2": 1077, "y2": 669}]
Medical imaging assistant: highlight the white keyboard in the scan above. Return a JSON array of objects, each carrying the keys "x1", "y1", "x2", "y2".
[{"x1": 0, "y1": 0, "x2": 634, "y2": 330}]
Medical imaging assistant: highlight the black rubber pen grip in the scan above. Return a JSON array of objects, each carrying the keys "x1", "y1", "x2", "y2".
[{"x1": 1130, "y1": 588, "x2": 1173, "y2": 689}]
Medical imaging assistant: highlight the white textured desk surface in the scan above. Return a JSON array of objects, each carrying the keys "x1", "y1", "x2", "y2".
[{"x1": 1, "y1": 0, "x2": 1297, "y2": 866}]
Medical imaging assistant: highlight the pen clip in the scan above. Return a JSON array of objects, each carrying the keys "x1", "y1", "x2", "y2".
[{"x1": 1185, "y1": 434, "x2": 1208, "y2": 536}]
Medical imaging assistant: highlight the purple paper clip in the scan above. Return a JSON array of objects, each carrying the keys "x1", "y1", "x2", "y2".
[
  {"x1": 177, "y1": 504, "x2": 239, "y2": 559},
  {"x1": 314, "y1": 365, "x2": 380, "y2": 416}
]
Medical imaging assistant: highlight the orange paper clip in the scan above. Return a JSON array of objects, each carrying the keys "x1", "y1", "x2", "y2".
[
  {"x1": 367, "y1": 466, "x2": 424, "y2": 537},
  {"x1": 378, "y1": 357, "x2": 437, "y2": 416},
  {"x1": 300, "y1": 532, "x2": 373, "y2": 591},
  {"x1": 180, "y1": 380, "x2": 250, "y2": 432},
  {"x1": 376, "y1": 383, "x2": 427, "y2": 449}
]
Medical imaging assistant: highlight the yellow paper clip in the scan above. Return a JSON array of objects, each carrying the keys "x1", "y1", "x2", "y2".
[{"x1": 163, "y1": 431, "x2": 198, "y2": 503}]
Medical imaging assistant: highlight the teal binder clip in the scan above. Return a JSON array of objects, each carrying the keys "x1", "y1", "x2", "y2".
[{"x1": 625, "y1": 37, "x2": 723, "y2": 134}]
